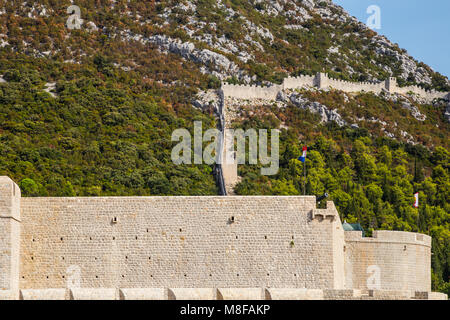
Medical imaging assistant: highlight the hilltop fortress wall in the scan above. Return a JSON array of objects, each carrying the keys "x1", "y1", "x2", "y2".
[
  {"x1": 222, "y1": 83, "x2": 282, "y2": 100},
  {"x1": 0, "y1": 176, "x2": 444, "y2": 300},
  {"x1": 282, "y1": 74, "x2": 316, "y2": 90},
  {"x1": 393, "y1": 83, "x2": 448, "y2": 101},
  {"x1": 318, "y1": 73, "x2": 385, "y2": 94},
  {"x1": 221, "y1": 72, "x2": 449, "y2": 102}
]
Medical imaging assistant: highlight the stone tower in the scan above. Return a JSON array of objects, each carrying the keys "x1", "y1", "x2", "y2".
[
  {"x1": 385, "y1": 77, "x2": 397, "y2": 92},
  {"x1": 0, "y1": 177, "x2": 21, "y2": 299}
]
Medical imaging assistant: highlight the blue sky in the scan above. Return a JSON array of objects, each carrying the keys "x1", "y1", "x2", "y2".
[{"x1": 333, "y1": 0, "x2": 450, "y2": 78}]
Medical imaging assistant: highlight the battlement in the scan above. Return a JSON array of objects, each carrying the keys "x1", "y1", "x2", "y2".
[
  {"x1": 394, "y1": 84, "x2": 448, "y2": 100},
  {"x1": 221, "y1": 72, "x2": 449, "y2": 102},
  {"x1": 222, "y1": 83, "x2": 282, "y2": 100},
  {"x1": 283, "y1": 74, "x2": 316, "y2": 90},
  {"x1": 344, "y1": 230, "x2": 432, "y2": 247},
  {"x1": 312, "y1": 201, "x2": 339, "y2": 222}
]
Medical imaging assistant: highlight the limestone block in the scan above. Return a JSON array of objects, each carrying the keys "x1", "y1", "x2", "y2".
[
  {"x1": 265, "y1": 288, "x2": 323, "y2": 300},
  {"x1": 0, "y1": 290, "x2": 17, "y2": 300},
  {"x1": 367, "y1": 290, "x2": 413, "y2": 300},
  {"x1": 217, "y1": 288, "x2": 264, "y2": 300},
  {"x1": 415, "y1": 291, "x2": 448, "y2": 300},
  {"x1": 119, "y1": 288, "x2": 166, "y2": 300},
  {"x1": 426, "y1": 292, "x2": 448, "y2": 300},
  {"x1": 70, "y1": 288, "x2": 118, "y2": 300},
  {"x1": 168, "y1": 288, "x2": 215, "y2": 300},
  {"x1": 323, "y1": 289, "x2": 362, "y2": 300},
  {"x1": 20, "y1": 289, "x2": 67, "y2": 300}
]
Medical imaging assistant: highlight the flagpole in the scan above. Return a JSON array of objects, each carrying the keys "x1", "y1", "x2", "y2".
[
  {"x1": 414, "y1": 150, "x2": 417, "y2": 182},
  {"x1": 299, "y1": 146, "x2": 307, "y2": 196},
  {"x1": 303, "y1": 160, "x2": 306, "y2": 195},
  {"x1": 299, "y1": 145, "x2": 307, "y2": 195}
]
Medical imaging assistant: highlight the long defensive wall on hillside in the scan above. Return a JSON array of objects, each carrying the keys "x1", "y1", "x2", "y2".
[
  {"x1": 222, "y1": 72, "x2": 449, "y2": 102},
  {"x1": 0, "y1": 176, "x2": 446, "y2": 300}
]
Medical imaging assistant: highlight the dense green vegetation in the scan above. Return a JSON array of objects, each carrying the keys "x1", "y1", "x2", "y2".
[
  {"x1": 232, "y1": 103, "x2": 449, "y2": 294},
  {"x1": 0, "y1": 52, "x2": 218, "y2": 196},
  {"x1": 298, "y1": 89, "x2": 450, "y2": 149}
]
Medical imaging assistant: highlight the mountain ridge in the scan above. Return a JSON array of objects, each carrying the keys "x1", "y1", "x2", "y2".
[{"x1": 1, "y1": 0, "x2": 449, "y2": 89}]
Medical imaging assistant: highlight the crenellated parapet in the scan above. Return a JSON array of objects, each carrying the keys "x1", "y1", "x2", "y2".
[
  {"x1": 283, "y1": 74, "x2": 316, "y2": 89},
  {"x1": 222, "y1": 83, "x2": 282, "y2": 100},
  {"x1": 345, "y1": 230, "x2": 431, "y2": 246},
  {"x1": 312, "y1": 201, "x2": 340, "y2": 222},
  {"x1": 221, "y1": 72, "x2": 449, "y2": 102}
]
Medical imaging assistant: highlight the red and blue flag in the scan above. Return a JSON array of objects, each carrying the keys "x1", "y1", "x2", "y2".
[{"x1": 298, "y1": 146, "x2": 307, "y2": 163}]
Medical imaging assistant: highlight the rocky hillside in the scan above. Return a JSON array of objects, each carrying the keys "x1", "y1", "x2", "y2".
[
  {"x1": 2, "y1": 0, "x2": 449, "y2": 88},
  {"x1": 2, "y1": 0, "x2": 449, "y2": 124}
]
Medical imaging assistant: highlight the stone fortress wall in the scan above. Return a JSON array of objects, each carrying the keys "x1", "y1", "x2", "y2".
[
  {"x1": 221, "y1": 83, "x2": 283, "y2": 101},
  {"x1": 0, "y1": 176, "x2": 447, "y2": 300},
  {"x1": 221, "y1": 73, "x2": 449, "y2": 102},
  {"x1": 219, "y1": 73, "x2": 449, "y2": 194},
  {"x1": 0, "y1": 178, "x2": 20, "y2": 295},
  {"x1": 19, "y1": 195, "x2": 342, "y2": 291}
]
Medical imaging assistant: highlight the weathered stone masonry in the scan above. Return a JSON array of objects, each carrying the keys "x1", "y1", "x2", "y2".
[
  {"x1": 218, "y1": 74, "x2": 450, "y2": 193},
  {"x1": 0, "y1": 176, "x2": 446, "y2": 300},
  {"x1": 222, "y1": 73, "x2": 450, "y2": 102}
]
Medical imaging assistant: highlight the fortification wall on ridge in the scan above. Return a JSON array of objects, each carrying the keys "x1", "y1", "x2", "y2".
[
  {"x1": 18, "y1": 196, "x2": 344, "y2": 290},
  {"x1": 283, "y1": 75, "x2": 315, "y2": 90},
  {"x1": 319, "y1": 74, "x2": 385, "y2": 94},
  {"x1": 394, "y1": 85, "x2": 448, "y2": 101},
  {"x1": 221, "y1": 72, "x2": 449, "y2": 102},
  {"x1": 222, "y1": 83, "x2": 282, "y2": 100},
  {"x1": 344, "y1": 230, "x2": 431, "y2": 292}
]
